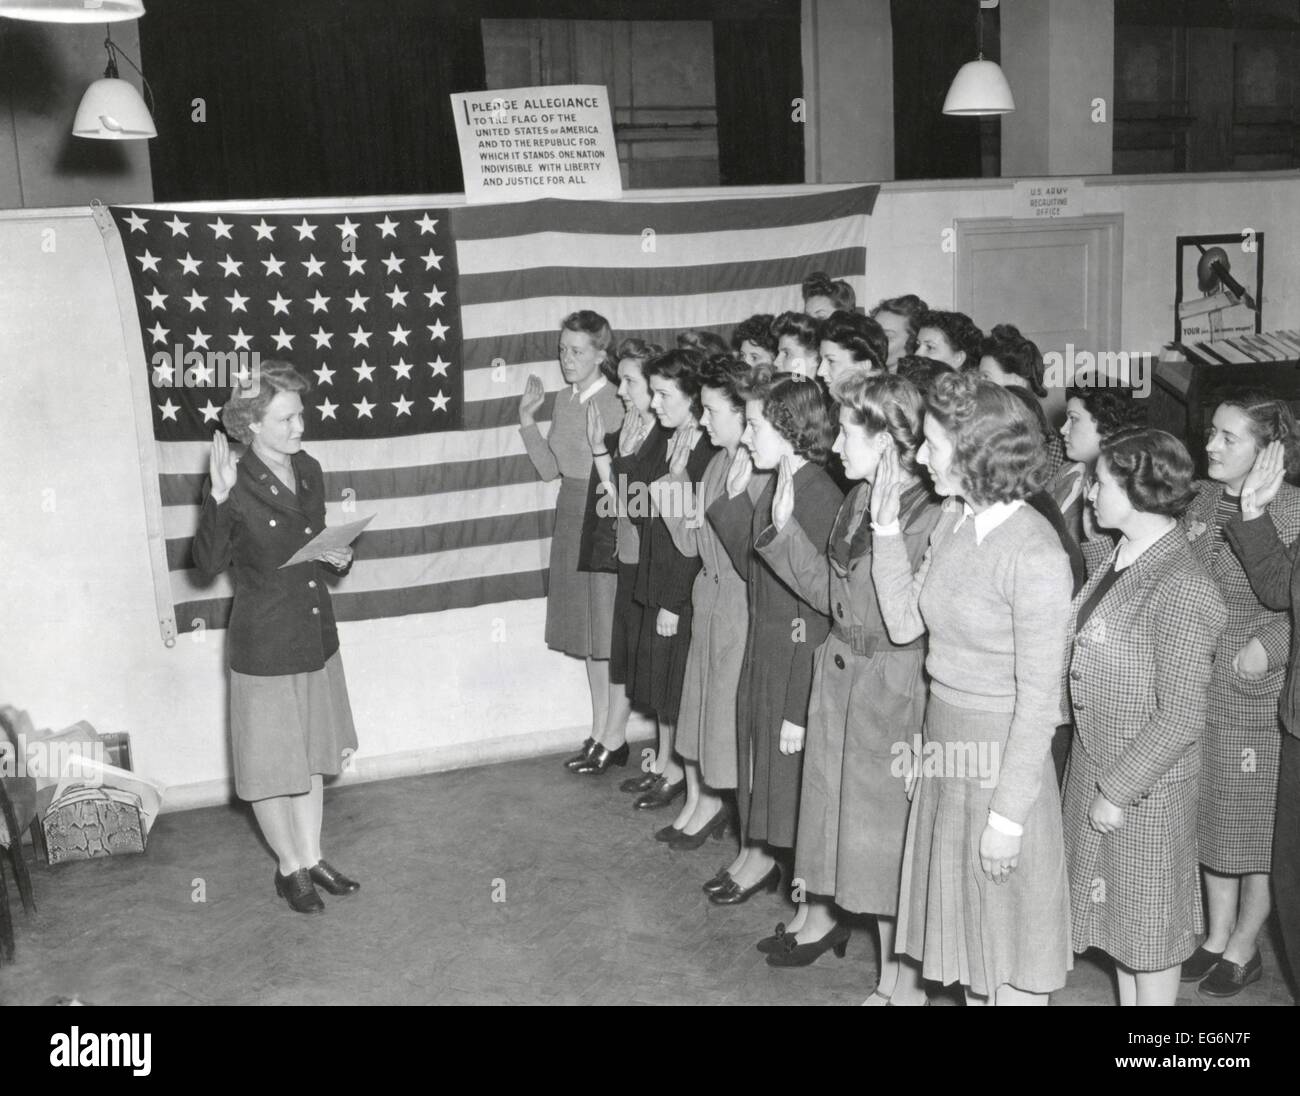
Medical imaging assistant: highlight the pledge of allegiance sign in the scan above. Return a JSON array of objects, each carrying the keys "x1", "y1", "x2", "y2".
[{"x1": 451, "y1": 84, "x2": 623, "y2": 204}]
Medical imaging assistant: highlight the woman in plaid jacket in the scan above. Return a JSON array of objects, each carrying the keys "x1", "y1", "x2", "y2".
[
  {"x1": 1182, "y1": 393, "x2": 1300, "y2": 997},
  {"x1": 1063, "y1": 428, "x2": 1227, "y2": 1006}
]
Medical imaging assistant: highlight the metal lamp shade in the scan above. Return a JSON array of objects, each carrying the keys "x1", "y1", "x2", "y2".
[
  {"x1": 73, "y1": 77, "x2": 156, "y2": 139},
  {"x1": 0, "y1": 0, "x2": 144, "y2": 20},
  {"x1": 942, "y1": 59, "x2": 1015, "y2": 116}
]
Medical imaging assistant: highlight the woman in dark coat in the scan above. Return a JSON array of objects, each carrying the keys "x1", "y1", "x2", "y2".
[
  {"x1": 1063, "y1": 428, "x2": 1227, "y2": 1006},
  {"x1": 706, "y1": 376, "x2": 842, "y2": 925},
  {"x1": 756, "y1": 372, "x2": 940, "y2": 982},
  {"x1": 193, "y1": 361, "x2": 361, "y2": 915},
  {"x1": 625, "y1": 348, "x2": 717, "y2": 811},
  {"x1": 1222, "y1": 436, "x2": 1300, "y2": 1003},
  {"x1": 1182, "y1": 393, "x2": 1300, "y2": 997},
  {"x1": 569, "y1": 338, "x2": 667, "y2": 776}
]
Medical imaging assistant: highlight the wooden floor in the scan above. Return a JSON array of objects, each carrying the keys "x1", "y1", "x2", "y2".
[{"x1": 1, "y1": 747, "x2": 1294, "y2": 1006}]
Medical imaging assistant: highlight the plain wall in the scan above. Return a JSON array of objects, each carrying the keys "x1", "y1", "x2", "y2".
[{"x1": 2, "y1": 172, "x2": 1297, "y2": 812}]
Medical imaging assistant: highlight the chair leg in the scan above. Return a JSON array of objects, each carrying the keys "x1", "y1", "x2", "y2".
[
  {"x1": 0, "y1": 857, "x2": 14, "y2": 965},
  {"x1": 0, "y1": 789, "x2": 35, "y2": 914}
]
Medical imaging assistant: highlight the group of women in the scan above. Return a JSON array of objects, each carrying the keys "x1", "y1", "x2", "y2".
[{"x1": 520, "y1": 279, "x2": 1300, "y2": 1006}]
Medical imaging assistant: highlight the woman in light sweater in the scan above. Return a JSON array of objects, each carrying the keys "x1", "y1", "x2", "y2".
[
  {"x1": 871, "y1": 372, "x2": 1073, "y2": 1005},
  {"x1": 519, "y1": 311, "x2": 625, "y2": 770}
]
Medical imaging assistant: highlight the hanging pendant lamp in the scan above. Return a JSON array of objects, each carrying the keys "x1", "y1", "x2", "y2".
[
  {"x1": 943, "y1": 0, "x2": 1015, "y2": 116},
  {"x1": 73, "y1": 31, "x2": 155, "y2": 139}
]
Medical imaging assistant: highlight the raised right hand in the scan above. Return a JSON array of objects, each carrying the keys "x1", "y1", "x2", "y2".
[
  {"x1": 869, "y1": 443, "x2": 901, "y2": 527},
  {"x1": 209, "y1": 431, "x2": 238, "y2": 501},
  {"x1": 519, "y1": 374, "x2": 545, "y2": 425},
  {"x1": 726, "y1": 446, "x2": 754, "y2": 499},
  {"x1": 1242, "y1": 440, "x2": 1286, "y2": 520},
  {"x1": 771, "y1": 454, "x2": 795, "y2": 531}
]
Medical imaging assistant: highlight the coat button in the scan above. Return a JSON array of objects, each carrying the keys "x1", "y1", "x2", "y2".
[
  {"x1": 268, "y1": 519, "x2": 276, "y2": 527},
  {"x1": 271, "y1": 486, "x2": 278, "y2": 495},
  {"x1": 836, "y1": 602, "x2": 844, "y2": 618},
  {"x1": 312, "y1": 607, "x2": 320, "y2": 615},
  {"x1": 308, "y1": 580, "x2": 317, "y2": 589},
  {"x1": 833, "y1": 654, "x2": 845, "y2": 669},
  {"x1": 1069, "y1": 670, "x2": 1081, "y2": 681},
  {"x1": 305, "y1": 527, "x2": 313, "y2": 535}
]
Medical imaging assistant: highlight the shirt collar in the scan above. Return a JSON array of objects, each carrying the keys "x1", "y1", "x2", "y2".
[
  {"x1": 1114, "y1": 519, "x2": 1177, "y2": 571},
  {"x1": 953, "y1": 498, "x2": 1024, "y2": 545},
  {"x1": 573, "y1": 376, "x2": 607, "y2": 404}
]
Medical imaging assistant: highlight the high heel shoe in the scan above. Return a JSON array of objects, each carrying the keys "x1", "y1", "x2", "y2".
[
  {"x1": 755, "y1": 921, "x2": 790, "y2": 953},
  {"x1": 563, "y1": 738, "x2": 597, "y2": 771},
  {"x1": 620, "y1": 770, "x2": 660, "y2": 793},
  {"x1": 708, "y1": 864, "x2": 781, "y2": 906},
  {"x1": 572, "y1": 742, "x2": 629, "y2": 775},
  {"x1": 668, "y1": 808, "x2": 731, "y2": 851},
  {"x1": 633, "y1": 776, "x2": 686, "y2": 810},
  {"x1": 274, "y1": 868, "x2": 325, "y2": 914},
  {"x1": 765, "y1": 923, "x2": 850, "y2": 967},
  {"x1": 308, "y1": 860, "x2": 360, "y2": 896},
  {"x1": 654, "y1": 822, "x2": 686, "y2": 842},
  {"x1": 702, "y1": 868, "x2": 733, "y2": 895}
]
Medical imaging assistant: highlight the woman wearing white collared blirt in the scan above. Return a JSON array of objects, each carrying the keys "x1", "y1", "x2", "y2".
[
  {"x1": 870, "y1": 372, "x2": 1073, "y2": 1005},
  {"x1": 520, "y1": 312, "x2": 626, "y2": 770}
]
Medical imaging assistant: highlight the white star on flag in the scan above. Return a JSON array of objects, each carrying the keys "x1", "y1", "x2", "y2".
[
  {"x1": 389, "y1": 323, "x2": 410, "y2": 346},
  {"x1": 226, "y1": 290, "x2": 249, "y2": 312},
  {"x1": 198, "y1": 400, "x2": 221, "y2": 422},
  {"x1": 422, "y1": 249, "x2": 443, "y2": 271},
  {"x1": 415, "y1": 213, "x2": 438, "y2": 234},
  {"x1": 386, "y1": 285, "x2": 408, "y2": 308},
  {"x1": 148, "y1": 321, "x2": 169, "y2": 344},
  {"x1": 428, "y1": 356, "x2": 450, "y2": 377},
  {"x1": 178, "y1": 253, "x2": 203, "y2": 276},
  {"x1": 301, "y1": 255, "x2": 325, "y2": 277},
  {"x1": 317, "y1": 397, "x2": 338, "y2": 420},
  {"x1": 354, "y1": 360, "x2": 376, "y2": 382},
  {"x1": 268, "y1": 292, "x2": 292, "y2": 316},
  {"x1": 136, "y1": 251, "x2": 160, "y2": 273},
  {"x1": 428, "y1": 319, "x2": 449, "y2": 341},
  {"x1": 165, "y1": 215, "x2": 190, "y2": 237},
  {"x1": 376, "y1": 216, "x2": 399, "y2": 239},
  {"x1": 382, "y1": 252, "x2": 404, "y2": 274},
  {"x1": 252, "y1": 219, "x2": 276, "y2": 241},
  {"x1": 230, "y1": 328, "x2": 253, "y2": 350},
  {"x1": 391, "y1": 357, "x2": 414, "y2": 380},
  {"x1": 424, "y1": 286, "x2": 446, "y2": 307},
  {"x1": 124, "y1": 211, "x2": 148, "y2": 233},
  {"x1": 159, "y1": 398, "x2": 180, "y2": 421},
  {"x1": 307, "y1": 291, "x2": 330, "y2": 313},
  {"x1": 261, "y1": 255, "x2": 285, "y2": 276},
  {"x1": 294, "y1": 219, "x2": 318, "y2": 241},
  {"x1": 353, "y1": 397, "x2": 376, "y2": 418},
  {"x1": 350, "y1": 325, "x2": 372, "y2": 348},
  {"x1": 189, "y1": 328, "x2": 211, "y2": 350},
  {"x1": 184, "y1": 289, "x2": 208, "y2": 312},
  {"x1": 346, "y1": 290, "x2": 369, "y2": 312},
  {"x1": 336, "y1": 217, "x2": 359, "y2": 238},
  {"x1": 218, "y1": 255, "x2": 243, "y2": 277},
  {"x1": 430, "y1": 391, "x2": 450, "y2": 412},
  {"x1": 145, "y1": 287, "x2": 168, "y2": 310},
  {"x1": 271, "y1": 328, "x2": 295, "y2": 350},
  {"x1": 209, "y1": 218, "x2": 233, "y2": 240},
  {"x1": 311, "y1": 327, "x2": 333, "y2": 349},
  {"x1": 314, "y1": 363, "x2": 335, "y2": 385},
  {"x1": 344, "y1": 255, "x2": 366, "y2": 276},
  {"x1": 393, "y1": 394, "x2": 414, "y2": 416}
]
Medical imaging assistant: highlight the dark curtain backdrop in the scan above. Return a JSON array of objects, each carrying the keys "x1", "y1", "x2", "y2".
[
  {"x1": 140, "y1": 0, "x2": 486, "y2": 201},
  {"x1": 890, "y1": 0, "x2": 989, "y2": 179},
  {"x1": 712, "y1": 12, "x2": 804, "y2": 185}
]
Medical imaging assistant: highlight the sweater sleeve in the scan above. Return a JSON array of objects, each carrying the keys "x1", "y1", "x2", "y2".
[
  {"x1": 989, "y1": 538, "x2": 1072, "y2": 824},
  {"x1": 870, "y1": 519, "x2": 937, "y2": 645},
  {"x1": 754, "y1": 516, "x2": 831, "y2": 615},
  {"x1": 520, "y1": 422, "x2": 560, "y2": 482},
  {"x1": 192, "y1": 481, "x2": 236, "y2": 581},
  {"x1": 1225, "y1": 512, "x2": 1297, "y2": 612},
  {"x1": 1098, "y1": 577, "x2": 1227, "y2": 806}
]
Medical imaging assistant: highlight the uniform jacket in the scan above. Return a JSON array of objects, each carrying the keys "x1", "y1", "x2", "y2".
[
  {"x1": 1065, "y1": 527, "x2": 1227, "y2": 807},
  {"x1": 192, "y1": 447, "x2": 351, "y2": 676},
  {"x1": 1225, "y1": 491, "x2": 1300, "y2": 740},
  {"x1": 1185, "y1": 481, "x2": 1300, "y2": 730}
]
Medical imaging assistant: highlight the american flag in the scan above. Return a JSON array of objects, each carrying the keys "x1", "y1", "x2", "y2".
[{"x1": 108, "y1": 185, "x2": 875, "y2": 639}]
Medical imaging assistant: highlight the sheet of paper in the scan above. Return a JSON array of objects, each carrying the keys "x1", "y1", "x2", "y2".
[
  {"x1": 278, "y1": 514, "x2": 374, "y2": 569},
  {"x1": 48, "y1": 757, "x2": 165, "y2": 836}
]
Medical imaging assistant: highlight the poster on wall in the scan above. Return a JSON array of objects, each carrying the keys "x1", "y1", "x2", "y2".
[
  {"x1": 451, "y1": 85, "x2": 623, "y2": 205},
  {"x1": 1174, "y1": 232, "x2": 1264, "y2": 355}
]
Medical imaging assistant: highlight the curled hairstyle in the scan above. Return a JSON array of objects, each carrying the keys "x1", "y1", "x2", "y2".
[
  {"x1": 870, "y1": 294, "x2": 929, "y2": 356},
  {"x1": 699, "y1": 354, "x2": 754, "y2": 414},
  {"x1": 818, "y1": 310, "x2": 887, "y2": 371},
  {"x1": 731, "y1": 314, "x2": 777, "y2": 357},
  {"x1": 1065, "y1": 385, "x2": 1147, "y2": 437},
  {"x1": 917, "y1": 309, "x2": 984, "y2": 367},
  {"x1": 896, "y1": 355, "x2": 955, "y2": 396},
  {"x1": 735, "y1": 361, "x2": 778, "y2": 404},
  {"x1": 677, "y1": 329, "x2": 730, "y2": 357},
  {"x1": 221, "y1": 359, "x2": 310, "y2": 444},
  {"x1": 802, "y1": 271, "x2": 856, "y2": 312},
  {"x1": 1099, "y1": 426, "x2": 1197, "y2": 518},
  {"x1": 645, "y1": 347, "x2": 707, "y2": 420},
  {"x1": 770, "y1": 310, "x2": 820, "y2": 356},
  {"x1": 1215, "y1": 388, "x2": 1300, "y2": 481},
  {"x1": 830, "y1": 370, "x2": 925, "y2": 476},
  {"x1": 762, "y1": 375, "x2": 835, "y2": 466},
  {"x1": 562, "y1": 309, "x2": 616, "y2": 382},
  {"x1": 615, "y1": 336, "x2": 665, "y2": 375},
  {"x1": 981, "y1": 323, "x2": 1046, "y2": 398},
  {"x1": 925, "y1": 372, "x2": 1047, "y2": 504},
  {"x1": 1002, "y1": 385, "x2": 1058, "y2": 457}
]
